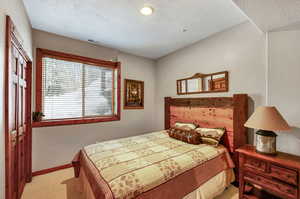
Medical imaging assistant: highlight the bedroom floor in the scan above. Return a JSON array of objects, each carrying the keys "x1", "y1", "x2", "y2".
[{"x1": 21, "y1": 168, "x2": 239, "y2": 199}]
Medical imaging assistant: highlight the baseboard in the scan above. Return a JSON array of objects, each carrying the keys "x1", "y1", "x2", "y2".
[{"x1": 32, "y1": 163, "x2": 73, "y2": 177}]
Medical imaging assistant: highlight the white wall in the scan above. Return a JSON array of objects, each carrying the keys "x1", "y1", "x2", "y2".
[
  {"x1": 269, "y1": 30, "x2": 300, "y2": 155},
  {"x1": 155, "y1": 22, "x2": 266, "y2": 133},
  {"x1": 32, "y1": 30, "x2": 157, "y2": 171},
  {"x1": 155, "y1": 21, "x2": 300, "y2": 156},
  {"x1": 0, "y1": 0, "x2": 33, "y2": 198}
]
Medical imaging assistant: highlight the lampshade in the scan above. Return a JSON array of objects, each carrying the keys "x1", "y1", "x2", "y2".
[{"x1": 244, "y1": 106, "x2": 291, "y2": 131}]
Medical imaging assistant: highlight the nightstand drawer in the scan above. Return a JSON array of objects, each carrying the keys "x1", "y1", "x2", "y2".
[
  {"x1": 244, "y1": 156, "x2": 267, "y2": 172},
  {"x1": 270, "y1": 164, "x2": 298, "y2": 186},
  {"x1": 238, "y1": 145, "x2": 300, "y2": 199},
  {"x1": 245, "y1": 172, "x2": 297, "y2": 199}
]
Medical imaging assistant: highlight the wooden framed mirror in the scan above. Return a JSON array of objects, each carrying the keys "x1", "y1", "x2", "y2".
[{"x1": 177, "y1": 71, "x2": 228, "y2": 95}]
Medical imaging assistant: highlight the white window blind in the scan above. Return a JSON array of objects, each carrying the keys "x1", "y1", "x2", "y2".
[{"x1": 42, "y1": 57, "x2": 116, "y2": 120}]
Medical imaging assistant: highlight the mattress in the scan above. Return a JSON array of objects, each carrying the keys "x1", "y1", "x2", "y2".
[{"x1": 74, "y1": 131, "x2": 235, "y2": 199}]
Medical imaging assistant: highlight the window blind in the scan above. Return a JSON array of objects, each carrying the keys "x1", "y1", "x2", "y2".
[{"x1": 42, "y1": 57, "x2": 115, "y2": 120}]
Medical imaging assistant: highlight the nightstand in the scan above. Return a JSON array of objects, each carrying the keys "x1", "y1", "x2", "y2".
[{"x1": 237, "y1": 145, "x2": 300, "y2": 199}]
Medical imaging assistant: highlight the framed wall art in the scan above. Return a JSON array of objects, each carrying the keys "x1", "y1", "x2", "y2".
[{"x1": 124, "y1": 79, "x2": 144, "y2": 109}]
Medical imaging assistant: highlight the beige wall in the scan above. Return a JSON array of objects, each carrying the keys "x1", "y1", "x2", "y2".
[
  {"x1": 32, "y1": 30, "x2": 157, "y2": 171},
  {"x1": 269, "y1": 30, "x2": 300, "y2": 155},
  {"x1": 155, "y1": 22, "x2": 266, "y2": 136},
  {"x1": 0, "y1": 0, "x2": 33, "y2": 198}
]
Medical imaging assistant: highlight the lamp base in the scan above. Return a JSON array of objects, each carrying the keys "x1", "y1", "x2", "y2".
[{"x1": 255, "y1": 130, "x2": 277, "y2": 155}]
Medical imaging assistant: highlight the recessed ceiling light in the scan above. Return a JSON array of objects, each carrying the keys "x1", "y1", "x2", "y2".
[{"x1": 140, "y1": 6, "x2": 154, "y2": 16}]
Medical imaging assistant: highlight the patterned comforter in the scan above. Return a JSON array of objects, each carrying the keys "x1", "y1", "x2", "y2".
[{"x1": 80, "y1": 131, "x2": 234, "y2": 199}]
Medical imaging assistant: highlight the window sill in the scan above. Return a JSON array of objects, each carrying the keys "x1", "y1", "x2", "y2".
[{"x1": 32, "y1": 116, "x2": 120, "y2": 128}]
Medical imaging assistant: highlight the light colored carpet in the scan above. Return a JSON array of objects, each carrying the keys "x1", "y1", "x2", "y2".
[
  {"x1": 22, "y1": 168, "x2": 238, "y2": 199},
  {"x1": 22, "y1": 168, "x2": 84, "y2": 199}
]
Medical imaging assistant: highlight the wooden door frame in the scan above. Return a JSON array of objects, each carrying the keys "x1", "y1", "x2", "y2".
[{"x1": 4, "y1": 15, "x2": 33, "y2": 199}]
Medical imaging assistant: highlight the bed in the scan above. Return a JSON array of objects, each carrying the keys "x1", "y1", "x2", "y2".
[{"x1": 73, "y1": 94, "x2": 248, "y2": 199}]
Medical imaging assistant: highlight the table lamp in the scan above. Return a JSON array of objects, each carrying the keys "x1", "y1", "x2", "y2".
[{"x1": 244, "y1": 106, "x2": 291, "y2": 155}]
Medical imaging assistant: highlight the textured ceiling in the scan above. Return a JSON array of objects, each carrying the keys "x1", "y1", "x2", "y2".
[
  {"x1": 23, "y1": 0, "x2": 246, "y2": 59},
  {"x1": 233, "y1": 0, "x2": 300, "y2": 32}
]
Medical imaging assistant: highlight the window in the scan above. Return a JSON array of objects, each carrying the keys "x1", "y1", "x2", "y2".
[{"x1": 34, "y1": 48, "x2": 121, "y2": 127}]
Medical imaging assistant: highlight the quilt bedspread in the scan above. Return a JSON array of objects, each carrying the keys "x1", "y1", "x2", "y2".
[{"x1": 83, "y1": 131, "x2": 233, "y2": 199}]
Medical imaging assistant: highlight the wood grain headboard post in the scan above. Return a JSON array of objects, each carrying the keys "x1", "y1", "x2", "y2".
[
  {"x1": 233, "y1": 94, "x2": 248, "y2": 152},
  {"x1": 232, "y1": 94, "x2": 248, "y2": 175},
  {"x1": 164, "y1": 97, "x2": 172, "y2": 130}
]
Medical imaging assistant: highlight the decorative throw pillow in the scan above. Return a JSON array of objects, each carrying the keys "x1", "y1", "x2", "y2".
[
  {"x1": 194, "y1": 128, "x2": 226, "y2": 146},
  {"x1": 174, "y1": 122, "x2": 197, "y2": 130},
  {"x1": 168, "y1": 127, "x2": 202, "y2": 145}
]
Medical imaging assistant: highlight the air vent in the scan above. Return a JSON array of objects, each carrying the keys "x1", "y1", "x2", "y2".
[{"x1": 88, "y1": 39, "x2": 96, "y2": 43}]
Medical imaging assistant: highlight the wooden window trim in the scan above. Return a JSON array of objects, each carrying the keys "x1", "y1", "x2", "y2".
[{"x1": 34, "y1": 48, "x2": 121, "y2": 127}]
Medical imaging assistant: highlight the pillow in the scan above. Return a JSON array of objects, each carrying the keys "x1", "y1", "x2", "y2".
[
  {"x1": 194, "y1": 128, "x2": 226, "y2": 146},
  {"x1": 168, "y1": 127, "x2": 201, "y2": 145},
  {"x1": 174, "y1": 122, "x2": 197, "y2": 130}
]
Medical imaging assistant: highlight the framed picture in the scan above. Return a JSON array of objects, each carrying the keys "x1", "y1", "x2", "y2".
[{"x1": 124, "y1": 79, "x2": 144, "y2": 109}]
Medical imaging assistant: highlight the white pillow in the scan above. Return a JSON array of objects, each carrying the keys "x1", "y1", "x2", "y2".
[
  {"x1": 194, "y1": 127, "x2": 226, "y2": 146},
  {"x1": 174, "y1": 122, "x2": 197, "y2": 130}
]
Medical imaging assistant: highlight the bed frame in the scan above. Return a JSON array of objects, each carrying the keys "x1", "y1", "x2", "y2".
[
  {"x1": 164, "y1": 94, "x2": 248, "y2": 167},
  {"x1": 72, "y1": 94, "x2": 248, "y2": 198}
]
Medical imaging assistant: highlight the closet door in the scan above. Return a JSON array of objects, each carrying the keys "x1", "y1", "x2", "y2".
[
  {"x1": 7, "y1": 43, "x2": 19, "y2": 199},
  {"x1": 16, "y1": 52, "x2": 27, "y2": 197},
  {"x1": 6, "y1": 29, "x2": 31, "y2": 199}
]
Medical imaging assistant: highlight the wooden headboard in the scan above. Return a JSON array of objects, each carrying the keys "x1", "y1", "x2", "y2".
[{"x1": 164, "y1": 94, "x2": 248, "y2": 162}]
